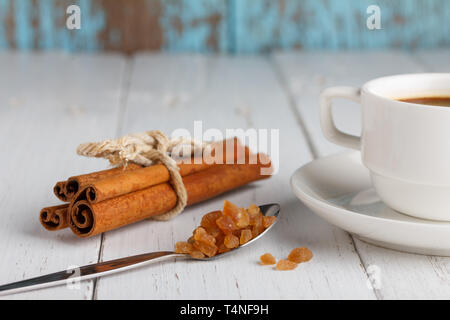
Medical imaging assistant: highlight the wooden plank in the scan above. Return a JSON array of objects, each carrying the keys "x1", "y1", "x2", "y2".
[
  {"x1": 231, "y1": 0, "x2": 450, "y2": 53},
  {"x1": 0, "y1": 52, "x2": 126, "y2": 299},
  {"x1": 94, "y1": 54, "x2": 374, "y2": 299},
  {"x1": 415, "y1": 50, "x2": 450, "y2": 71},
  {"x1": 0, "y1": 0, "x2": 229, "y2": 53},
  {"x1": 1, "y1": 0, "x2": 450, "y2": 53},
  {"x1": 273, "y1": 50, "x2": 450, "y2": 299},
  {"x1": 273, "y1": 51, "x2": 427, "y2": 156}
]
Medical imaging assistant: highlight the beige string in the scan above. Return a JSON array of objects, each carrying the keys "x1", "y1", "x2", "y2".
[{"x1": 76, "y1": 130, "x2": 209, "y2": 221}]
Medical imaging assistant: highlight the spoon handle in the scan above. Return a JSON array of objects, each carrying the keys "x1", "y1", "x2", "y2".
[{"x1": 0, "y1": 251, "x2": 186, "y2": 296}]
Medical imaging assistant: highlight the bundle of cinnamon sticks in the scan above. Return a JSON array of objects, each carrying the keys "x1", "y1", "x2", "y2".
[{"x1": 40, "y1": 138, "x2": 272, "y2": 238}]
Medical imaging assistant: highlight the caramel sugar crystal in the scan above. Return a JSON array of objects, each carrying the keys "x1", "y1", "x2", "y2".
[
  {"x1": 260, "y1": 253, "x2": 276, "y2": 265},
  {"x1": 240, "y1": 229, "x2": 252, "y2": 245},
  {"x1": 193, "y1": 227, "x2": 216, "y2": 245},
  {"x1": 201, "y1": 210, "x2": 222, "y2": 230},
  {"x1": 276, "y1": 259, "x2": 298, "y2": 271},
  {"x1": 224, "y1": 234, "x2": 239, "y2": 249},
  {"x1": 175, "y1": 201, "x2": 276, "y2": 259},
  {"x1": 222, "y1": 200, "x2": 250, "y2": 228},
  {"x1": 288, "y1": 247, "x2": 313, "y2": 264},
  {"x1": 193, "y1": 241, "x2": 218, "y2": 257},
  {"x1": 190, "y1": 250, "x2": 205, "y2": 259},
  {"x1": 192, "y1": 227, "x2": 218, "y2": 257},
  {"x1": 236, "y1": 208, "x2": 250, "y2": 228},
  {"x1": 216, "y1": 215, "x2": 238, "y2": 235},
  {"x1": 223, "y1": 200, "x2": 240, "y2": 221},
  {"x1": 247, "y1": 204, "x2": 260, "y2": 217},
  {"x1": 175, "y1": 241, "x2": 193, "y2": 254},
  {"x1": 262, "y1": 216, "x2": 276, "y2": 228},
  {"x1": 218, "y1": 243, "x2": 231, "y2": 254}
]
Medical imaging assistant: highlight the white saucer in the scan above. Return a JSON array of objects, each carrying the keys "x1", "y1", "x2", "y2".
[{"x1": 291, "y1": 151, "x2": 450, "y2": 256}]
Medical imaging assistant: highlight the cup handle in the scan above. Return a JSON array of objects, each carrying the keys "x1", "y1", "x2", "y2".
[{"x1": 319, "y1": 86, "x2": 361, "y2": 150}]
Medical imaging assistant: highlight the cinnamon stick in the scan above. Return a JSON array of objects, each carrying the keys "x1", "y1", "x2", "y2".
[
  {"x1": 44, "y1": 138, "x2": 246, "y2": 233},
  {"x1": 53, "y1": 181, "x2": 67, "y2": 201},
  {"x1": 40, "y1": 204, "x2": 70, "y2": 231},
  {"x1": 53, "y1": 163, "x2": 142, "y2": 202},
  {"x1": 53, "y1": 137, "x2": 244, "y2": 202},
  {"x1": 81, "y1": 138, "x2": 249, "y2": 204},
  {"x1": 69, "y1": 158, "x2": 271, "y2": 237},
  {"x1": 82, "y1": 162, "x2": 208, "y2": 203}
]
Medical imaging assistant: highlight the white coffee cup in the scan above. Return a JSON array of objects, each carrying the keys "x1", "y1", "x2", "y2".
[{"x1": 319, "y1": 73, "x2": 450, "y2": 221}]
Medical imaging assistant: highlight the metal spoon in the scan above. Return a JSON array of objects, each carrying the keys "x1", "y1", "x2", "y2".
[{"x1": 0, "y1": 203, "x2": 280, "y2": 296}]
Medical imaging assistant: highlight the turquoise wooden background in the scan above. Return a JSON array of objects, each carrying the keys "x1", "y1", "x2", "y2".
[{"x1": 0, "y1": 0, "x2": 449, "y2": 53}]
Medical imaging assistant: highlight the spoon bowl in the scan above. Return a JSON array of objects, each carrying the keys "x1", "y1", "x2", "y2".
[{"x1": 197, "y1": 203, "x2": 280, "y2": 261}]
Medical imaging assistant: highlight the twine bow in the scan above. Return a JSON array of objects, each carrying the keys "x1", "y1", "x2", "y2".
[{"x1": 76, "y1": 130, "x2": 209, "y2": 221}]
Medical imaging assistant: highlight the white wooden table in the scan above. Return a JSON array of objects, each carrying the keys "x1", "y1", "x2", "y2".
[{"x1": 1, "y1": 50, "x2": 450, "y2": 300}]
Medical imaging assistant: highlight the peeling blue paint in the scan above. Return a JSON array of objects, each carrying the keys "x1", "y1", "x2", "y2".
[
  {"x1": 77, "y1": 0, "x2": 105, "y2": 51},
  {"x1": 58, "y1": 0, "x2": 105, "y2": 52},
  {"x1": 160, "y1": 0, "x2": 228, "y2": 52},
  {"x1": 37, "y1": 0, "x2": 54, "y2": 49},
  {"x1": 234, "y1": 0, "x2": 450, "y2": 52},
  {"x1": 14, "y1": 0, "x2": 34, "y2": 50},
  {"x1": 0, "y1": 0, "x2": 10, "y2": 48},
  {"x1": 0, "y1": 0, "x2": 449, "y2": 53}
]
